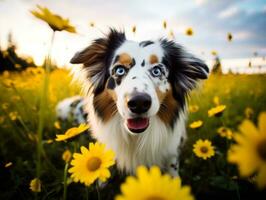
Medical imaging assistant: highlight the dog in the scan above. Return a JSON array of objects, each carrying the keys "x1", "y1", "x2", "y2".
[
  {"x1": 70, "y1": 29, "x2": 209, "y2": 176},
  {"x1": 56, "y1": 96, "x2": 88, "y2": 125}
]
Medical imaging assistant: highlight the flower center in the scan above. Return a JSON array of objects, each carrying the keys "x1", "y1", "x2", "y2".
[
  {"x1": 200, "y1": 146, "x2": 209, "y2": 154},
  {"x1": 257, "y1": 139, "x2": 266, "y2": 161},
  {"x1": 146, "y1": 196, "x2": 165, "y2": 200},
  {"x1": 87, "y1": 157, "x2": 102, "y2": 171}
]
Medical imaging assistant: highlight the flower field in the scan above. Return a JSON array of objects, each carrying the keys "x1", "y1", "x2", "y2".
[
  {"x1": 1, "y1": 2, "x2": 266, "y2": 199},
  {"x1": 0, "y1": 68, "x2": 266, "y2": 199}
]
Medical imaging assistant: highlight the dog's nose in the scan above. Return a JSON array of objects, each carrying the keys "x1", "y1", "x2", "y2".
[{"x1": 128, "y1": 93, "x2": 151, "y2": 114}]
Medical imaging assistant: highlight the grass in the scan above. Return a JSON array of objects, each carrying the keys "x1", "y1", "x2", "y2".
[{"x1": 0, "y1": 69, "x2": 266, "y2": 199}]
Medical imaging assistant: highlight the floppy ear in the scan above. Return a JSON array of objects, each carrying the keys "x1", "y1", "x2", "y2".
[
  {"x1": 70, "y1": 29, "x2": 126, "y2": 95},
  {"x1": 160, "y1": 39, "x2": 209, "y2": 106}
]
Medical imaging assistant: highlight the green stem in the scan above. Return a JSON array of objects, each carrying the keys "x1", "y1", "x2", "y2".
[
  {"x1": 36, "y1": 31, "x2": 56, "y2": 187},
  {"x1": 96, "y1": 181, "x2": 101, "y2": 200},
  {"x1": 63, "y1": 162, "x2": 69, "y2": 200}
]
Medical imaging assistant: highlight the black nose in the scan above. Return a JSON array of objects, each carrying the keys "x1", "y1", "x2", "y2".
[{"x1": 127, "y1": 93, "x2": 151, "y2": 114}]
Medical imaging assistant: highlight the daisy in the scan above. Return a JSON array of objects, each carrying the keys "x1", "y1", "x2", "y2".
[
  {"x1": 116, "y1": 165, "x2": 194, "y2": 200},
  {"x1": 55, "y1": 123, "x2": 89, "y2": 141},
  {"x1": 228, "y1": 112, "x2": 266, "y2": 189},
  {"x1": 208, "y1": 105, "x2": 226, "y2": 117},
  {"x1": 68, "y1": 142, "x2": 115, "y2": 186},
  {"x1": 193, "y1": 139, "x2": 215, "y2": 160},
  {"x1": 30, "y1": 5, "x2": 76, "y2": 33},
  {"x1": 189, "y1": 120, "x2": 203, "y2": 129}
]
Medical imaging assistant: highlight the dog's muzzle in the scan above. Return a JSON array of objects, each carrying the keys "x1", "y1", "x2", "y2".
[{"x1": 126, "y1": 93, "x2": 151, "y2": 133}]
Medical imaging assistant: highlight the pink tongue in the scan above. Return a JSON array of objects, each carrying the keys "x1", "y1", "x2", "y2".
[{"x1": 127, "y1": 118, "x2": 149, "y2": 130}]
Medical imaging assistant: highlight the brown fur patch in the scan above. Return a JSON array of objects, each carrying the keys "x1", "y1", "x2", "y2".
[
  {"x1": 149, "y1": 54, "x2": 159, "y2": 64},
  {"x1": 118, "y1": 53, "x2": 133, "y2": 67},
  {"x1": 93, "y1": 88, "x2": 117, "y2": 122},
  {"x1": 157, "y1": 88, "x2": 179, "y2": 125}
]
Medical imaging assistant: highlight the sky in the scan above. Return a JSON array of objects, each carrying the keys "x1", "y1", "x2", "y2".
[{"x1": 0, "y1": 0, "x2": 266, "y2": 72}]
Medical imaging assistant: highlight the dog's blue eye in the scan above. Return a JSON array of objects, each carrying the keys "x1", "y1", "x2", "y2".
[
  {"x1": 115, "y1": 66, "x2": 126, "y2": 76},
  {"x1": 151, "y1": 66, "x2": 162, "y2": 77}
]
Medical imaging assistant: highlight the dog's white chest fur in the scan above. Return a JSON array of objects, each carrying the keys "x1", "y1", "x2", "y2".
[{"x1": 86, "y1": 96, "x2": 187, "y2": 175}]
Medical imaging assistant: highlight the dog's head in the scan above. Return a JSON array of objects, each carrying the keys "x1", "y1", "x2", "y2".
[{"x1": 71, "y1": 29, "x2": 209, "y2": 135}]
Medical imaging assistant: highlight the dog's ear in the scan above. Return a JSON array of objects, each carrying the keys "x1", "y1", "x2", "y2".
[
  {"x1": 70, "y1": 29, "x2": 126, "y2": 94},
  {"x1": 160, "y1": 39, "x2": 209, "y2": 106}
]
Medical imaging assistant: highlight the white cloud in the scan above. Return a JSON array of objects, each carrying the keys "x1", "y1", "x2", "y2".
[{"x1": 218, "y1": 6, "x2": 240, "y2": 19}]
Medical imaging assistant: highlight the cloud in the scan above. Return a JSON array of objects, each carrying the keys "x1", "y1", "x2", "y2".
[{"x1": 218, "y1": 6, "x2": 241, "y2": 19}]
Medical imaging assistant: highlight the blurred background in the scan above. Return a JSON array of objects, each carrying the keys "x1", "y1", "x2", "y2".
[{"x1": 0, "y1": 0, "x2": 266, "y2": 72}]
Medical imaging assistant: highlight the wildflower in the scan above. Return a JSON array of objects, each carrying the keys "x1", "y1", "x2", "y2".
[
  {"x1": 217, "y1": 127, "x2": 233, "y2": 140},
  {"x1": 2, "y1": 103, "x2": 9, "y2": 110},
  {"x1": 211, "y1": 50, "x2": 218, "y2": 56},
  {"x1": 245, "y1": 107, "x2": 254, "y2": 119},
  {"x1": 213, "y1": 96, "x2": 220, "y2": 106},
  {"x1": 193, "y1": 139, "x2": 215, "y2": 160},
  {"x1": 68, "y1": 142, "x2": 115, "y2": 186},
  {"x1": 3, "y1": 70, "x2": 10, "y2": 77},
  {"x1": 55, "y1": 123, "x2": 89, "y2": 141},
  {"x1": 54, "y1": 121, "x2": 61, "y2": 129},
  {"x1": 46, "y1": 139, "x2": 53, "y2": 144},
  {"x1": 208, "y1": 105, "x2": 226, "y2": 117},
  {"x1": 228, "y1": 112, "x2": 266, "y2": 189},
  {"x1": 89, "y1": 22, "x2": 95, "y2": 27},
  {"x1": 30, "y1": 5, "x2": 76, "y2": 33},
  {"x1": 9, "y1": 112, "x2": 18, "y2": 121},
  {"x1": 189, "y1": 120, "x2": 203, "y2": 129},
  {"x1": 5, "y1": 162, "x2": 13, "y2": 168},
  {"x1": 189, "y1": 105, "x2": 199, "y2": 113},
  {"x1": 227, "y1": 32, "x2": 233, "y2": 42},
  {"x1": 163, "y1": 20, "x2": 167, "y2": 29},
  {"x1": 132, "y1": 25, "x2": 136, "y2": 34},
  {"x1": 116, "y1": 166, "x2": 194, "y2": 200},
  {"x1": 29, "y1": 178, "x2": 41, "y2": 192},
  {"x1": 168, "y1": 30, "x2": 175, "y2": 39},
  {"x1": 62, "y1": 150, "x2": 72, "y2": 163},
  {"x1": 185, "y1": 28, "x2": 193, "y2": 36}
]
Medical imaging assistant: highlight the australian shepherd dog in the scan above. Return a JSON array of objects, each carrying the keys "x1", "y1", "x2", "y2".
[{"x1": 70, "y1": 29, "x2": 209, "y2": 176}]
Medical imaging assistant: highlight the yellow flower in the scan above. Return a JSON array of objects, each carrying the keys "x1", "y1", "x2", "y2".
[
  {"x1": 163, "y1": 20, "x2": 167, "y2": 29},
  {"x1": 116, "y1": 166, "x2": 194, "y2": 200},
  {"x1": 5, "y1": 162, "x2": 13, "y2": 168},
  {"x1": 3, "y1": 70, "x2": 10, "y2": 77},
  {"x1": 217, "y1": 127, "x2": 233, "y2": 140},
  {"x1": 89, "y1": 22, "x2": 95, "y2": 27},
  {"x1": 55, "y1": 123, "x2": 89, "y2": 141},
  {"x1": 9, "y1": 112, "x2": 18, "y2": 121},
  {"x1": 62, "y1": 150, "x2": 72, "y2": 163},
  {"x1": 54, "y1": 121, "x2": 61, "y2": 129},
  {"x1": 30, "y1": 5, "x2": 76, "y2": 33},
  {"x1": 185, "y1": 28, "x2": 193, "y2": 36},
  {"x1": 168, "y1": 29, "x2": 175, "y2": 39},
  {"x1": 228, "y1": 112, "x2": 266, "y2": 189},
  {"x1": 132, "y1": 25, "x2": 136, "y2": 34},
  {"x1": 189, "y1": 120, "x2": 203, "y2": 129},
  {"x1": 208, "y1": 105, "x2": 226, "y2": 117},
  {"x1": 227, "y1": 32, "x2": 233, "y2": 42},
  {"x1": 29, "y1": 178, "x2": 41, "y2": 192},
  {"x1": 193, "y1": 139, "x2": 215, "y2": 160},
  {"x1": 211, "y1": 50, "x2": 218, "y2": 56},
  {"x1": 245, "y1": 107, "x2": 254, "y2": 119},
  {"x1": 68, "y1": 142, "x2": 115, "y2": 186},
  {"x1": 189, "y1": 105, "x2": 199, "y2": 113},
  {"x1": 213, "y1": 96, "x2": 220, "y2": 106},
  {"x1": 2, "y1": 103, "x2": 9, "y2": 110}
]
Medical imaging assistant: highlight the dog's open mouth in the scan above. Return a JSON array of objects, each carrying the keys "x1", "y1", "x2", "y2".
[{"x1": 127, "y1": 118, "x2": 149, "y2": 133}]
